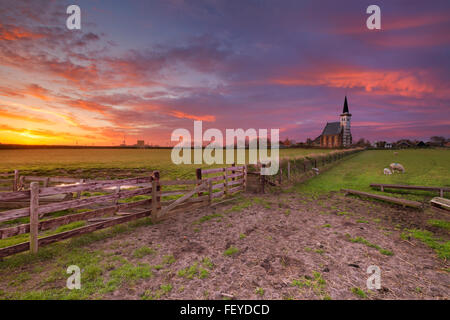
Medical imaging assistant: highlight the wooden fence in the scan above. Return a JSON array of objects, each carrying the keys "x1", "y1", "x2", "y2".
[
  {"x1": 0, "y1": 165, "x2": 247, "y2": 258},
  {"x1": 258, "y1": 148, "x2": 363, "y2": 191}
]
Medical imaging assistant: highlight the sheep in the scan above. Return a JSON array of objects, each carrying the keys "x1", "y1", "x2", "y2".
[
  {"x1": 390, "y1": 163, "x2": 405, "y2": 173},
  {"x1": 312, "y1": 167, "x2": 320, "y2": 175},
  {"x1": 384, "y1": 168, "x2": 392, "y2": 175},
  {"x1": 394, "y1": 152, "x2": 398, "y2": 156}
]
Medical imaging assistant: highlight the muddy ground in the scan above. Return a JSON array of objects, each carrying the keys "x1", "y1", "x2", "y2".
[{"x1": 0, "y1": 190, "x2": 449, "y2": 300}]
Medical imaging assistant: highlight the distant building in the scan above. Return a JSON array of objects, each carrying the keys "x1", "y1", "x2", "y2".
[
  {"x1": 396, "y1": 141, "x2": 411, "y2": 148},
  {"x1": 385, "y1": 143, "x2": 392, "y2": 149},
  {"x1": 319, "y1": 96, "x2": 352, "y2": 148},
  {"x1": 136, "y1": 140, "x2": 145, "y2": 148},
  {"x1": 416, "y1": 141, "x2": 426, "y2": 148}
]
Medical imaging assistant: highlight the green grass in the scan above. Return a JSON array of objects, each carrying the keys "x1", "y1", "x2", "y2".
[
  {"x1": 224, "y1": 246, "x2": 239, "y2": 256},
  {"x1": 177, "y1": 262, "x2": 210, "y2": 280},
  {"x1": 347, "y1": 235, "x2": 394, "y2": 256},
  {"x1": 350, "y1": 287, "x2": 367, "y2": 299},
  {"x1": 194, "y1": 213, "x2": 223, "y2": 224},
  {"x1": 405, "y1": 229, "x2": 449, "y2": 259},
  {"x1": 133, "y1": 246, "x2": 156, "y2": 258},
  {"x1": 291, "y1": 271, "x2": 328, "y2": 298},
  {"x1": 295, "y1": 149, "x2": 450, "y2": 201},
  {"x1": 427, "y1": 219, "x2": 450, "y2": 231},
  {"x1": 0, "y1": 148, "x2": 334, "y2": 179},
  {"x1": 255, "y1": 287, "x2": 264, "y2": 296}
]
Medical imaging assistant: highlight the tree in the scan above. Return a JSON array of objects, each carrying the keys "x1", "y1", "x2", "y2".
[{"x1": 430, "y1": 136, "x2": 445, "y2": 146}]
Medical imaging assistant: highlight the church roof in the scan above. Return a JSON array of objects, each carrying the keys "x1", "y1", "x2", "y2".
[
  {"x1": 342, "y1": 96, "x2": 349, "y2": 114},
  {"x1": 321, "y1": 122, "x2": 341, "y2": 136}
]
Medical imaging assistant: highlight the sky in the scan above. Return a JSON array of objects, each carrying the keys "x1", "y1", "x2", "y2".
[{"x1": 0, "y1": 0, "x2": 449, "y2": 146}]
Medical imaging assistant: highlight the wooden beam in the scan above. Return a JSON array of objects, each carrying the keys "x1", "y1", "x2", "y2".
[
  {"x1": 342, "y1": 189, "x2": 422, "y2": 208},
  {"x1": 0, "y1": 186, "x2": 152, "y2": 223},
  {"x1": 158, "y1": 182, "x2": 207, "y2": 218},
  {"x1": 0, "y1": 198, "x2": 152, "y2": 239},
  {"x1": 0, "y1": 208, "x2": 152, "y2": 258},
  {"x1": 430, "y1": 197, "x2": 450, "y2": 211},
  {"x1": 29, "y1": 182, "x2": 39, "y2": 254},
  {"x1": 370, "y1": 183, "x2": 449, "y2": 193},
  {"x1": 13, "y1": 170, "x2": 18, "y2": 192}
]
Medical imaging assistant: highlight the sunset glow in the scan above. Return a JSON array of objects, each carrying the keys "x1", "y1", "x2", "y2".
[{"x1": 0, "y1": 0, "x2": 449, "y2": 146}]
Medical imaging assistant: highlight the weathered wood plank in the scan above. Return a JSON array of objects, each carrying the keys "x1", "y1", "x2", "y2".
[
  {"x1": 0, "y1": 208, "x2": 152, "y2": 258},
  {"x1": 159, "y1": 179, "x2": 198, "y2": 186},
  {"x1": 201, "y1": 168, "x2": 225, "y2": 174},
  {"x1": 0, "y1": 198, "x2": 151, "y2": 239},
  {"x1": 225, "y1": 166, "x2": 245, "y2": 172},
  {"x1": 227, "y1": 179, "x2": 244, "y2": 187},
  {"x1": 29, "y1": 182, "x2": 39, "y2": 254},
  {"x1": 0, "y1": 186, "x2": 152, "y2": 223},
  {"x1": 227, "y1": 172, "x2": 243, "y2": 179},
  {"x1": 158, "y1": 182, "x2": 207, "y2": 218},
  {"x1": 342, "y1": 189, "x2": 422, "y2": 208},
  {"x1": 430, "y1": 197, "x2": 450, "y2": 211},
  {"x1": 228, "y1": 186, "x2": 243, "y2": 194},
  {"x1": 370, "y1": 183, "x2": 450, "y2": 192}
]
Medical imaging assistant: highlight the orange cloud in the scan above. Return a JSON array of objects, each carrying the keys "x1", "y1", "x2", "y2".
[
  {"x1": 0, "y1": 24, "x2": 44, "y2": 41},
  {"x1": 169, "y1": 110, "x2": 216, "y2": 122},
  {"x1": 0, "y1": 108, "x2": 54, "y2": 125},
  {"x1": 272, "y1": 67, "x2": 436, "y2": 98}
]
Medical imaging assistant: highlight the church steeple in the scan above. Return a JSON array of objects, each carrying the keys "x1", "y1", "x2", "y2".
[
  {"x1": 342, "y1": 96, "x2": 349, "y2": 114},
  {"x1": 340, "y1": 96, "x2": 352, "y2": 147}
]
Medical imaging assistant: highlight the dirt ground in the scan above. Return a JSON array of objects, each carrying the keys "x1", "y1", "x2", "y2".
[{"x1": 1, "y1": 189, "x2": 449, "y2": 300}]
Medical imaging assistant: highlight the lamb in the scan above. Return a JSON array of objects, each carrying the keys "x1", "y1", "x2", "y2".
[
  {"x1": 384, "y1": 168, "x2": 392, "y2": 175},
  {"x1": 390, "y1": 163, "x2": 405, "y2": 173}
]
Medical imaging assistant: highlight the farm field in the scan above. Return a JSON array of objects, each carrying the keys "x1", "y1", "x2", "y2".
[
  {"x1": 0, "y1": 148, "x2": 448, "y2": 300},
  {"x1": 0, "y1": 148, "x2": 335, "y2": 179},
  {"x1": 0, "y1": 190, "x2": 448, "y2": 300},
  {"x1": 295, "y1": 149, "x2": 450, "y2": 201}
]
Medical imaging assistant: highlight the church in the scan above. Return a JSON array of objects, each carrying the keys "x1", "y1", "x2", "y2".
[{"x1": 319, "y1": 96, "x2": 352, "y2": 148}]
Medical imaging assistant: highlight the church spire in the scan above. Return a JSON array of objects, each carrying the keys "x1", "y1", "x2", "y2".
[{"x1": 342, "y1": 96, "x2": 349, "y2": 114}]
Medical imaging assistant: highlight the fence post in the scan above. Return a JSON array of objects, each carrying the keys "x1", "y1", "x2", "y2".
[
  {"x1": 243, "y1": 165, "x2": 247, "y2": 191},
  {"x1": 261, "y1": 163, "x2": 266, "y2": 193},
  {"x1": 196, "y1": 168, "x2": 203, "y2": 197},
  {"x1": 208, "y1": 180, "x2": 213, "y2": 205},
  {"x1": 231, "y1": 163, "x2": 236, "y2": 193},
  {"x1": 19, "y1": 176, "x2": 25, "y2": 191},
  {"x1": 43, "y1": 177, "x2": 50, "y2": 188},
  {"x1": 29, "y1": 182, "x2": 39, "y2": 254},
  {"x1": 13, "y1": 169, "x2": 19, "y2": 192},
  {"x1": 287, "y1": 161, "x2": 291, "y2": 180},
  {"x1": 278, "y1": 168, "x2": 282, "y2": 185},
  {"x1": 154, "y1": 171, "x2": 161, "y2": 211},
  {"x1": 223, "y1": 168, "x2": 228, "y2": 196},
  {"x1": 151, "y1": 179, "x2": 158, "y2": 221}
]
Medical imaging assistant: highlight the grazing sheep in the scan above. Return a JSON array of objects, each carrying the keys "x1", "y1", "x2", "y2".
[
  {"x1": 384, "y1": 168, "x2": 392, "y2": 175},
  {"x1": 390, "y1": 163, "x2": 405, "y2": 173}
]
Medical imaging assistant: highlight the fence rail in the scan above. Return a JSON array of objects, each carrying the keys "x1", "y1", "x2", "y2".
[{"x1": 0, "y1": 165, "x2": 247, "y2": 258}]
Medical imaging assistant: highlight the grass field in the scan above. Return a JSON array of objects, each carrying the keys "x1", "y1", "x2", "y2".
[
  {"x1": 295, "y1": 149, "x2": 450, "y2": 200},
  {"x1": 0, "y1": 148, "x2": 334, "y2": 179}
]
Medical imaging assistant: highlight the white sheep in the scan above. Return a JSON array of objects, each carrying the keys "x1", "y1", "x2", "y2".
[
  {"x1": 384, "y1": 168, "x2": 392, "y2": 175},
  {"x1": 390, "y1": 163, "x2": 405, "y2": 173}
]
